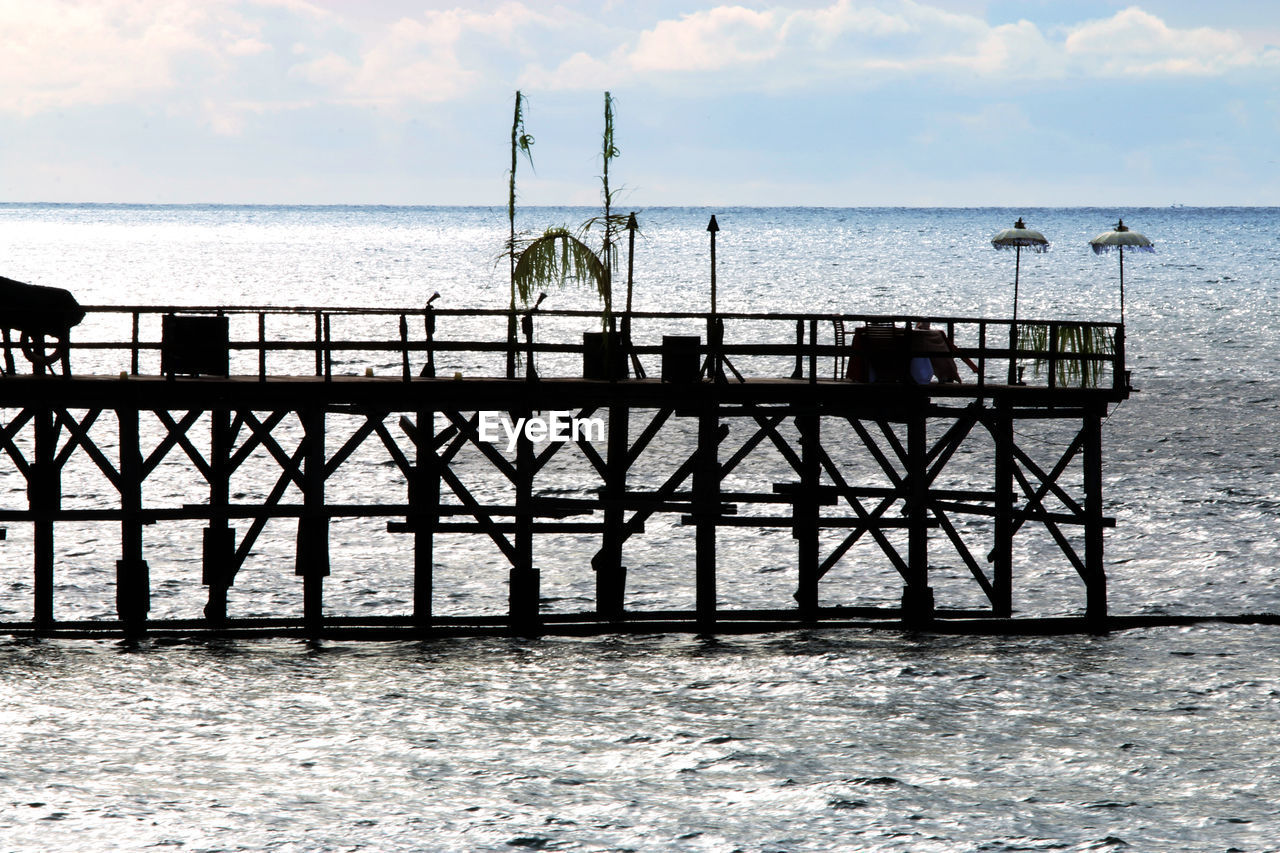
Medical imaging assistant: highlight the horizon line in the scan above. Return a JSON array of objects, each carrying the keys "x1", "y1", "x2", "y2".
[{"x1": 1, "y1": 201, "x2": 1271, "y2": 210}]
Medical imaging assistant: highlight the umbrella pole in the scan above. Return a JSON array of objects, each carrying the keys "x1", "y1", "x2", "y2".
[
  {"x1": 1009, "y1": 246, "x2": 1021, "y2": 385},
  {"x1": 1119, "y1": 246, "x2": 1125, "y2": 326},
  {"x1": 1013, "y1": 245, "x2": 1021, "y2": 323}
]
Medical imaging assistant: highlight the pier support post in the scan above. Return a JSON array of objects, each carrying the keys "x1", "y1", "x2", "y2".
[
  {"x1": 902, "y1": 409, "x2": 934, "y2": 625},
  {"x1": 992, "y1": 403, "x2": 1014, "y2": 617},
  {"x1": 509, "y1": 407, "x2": 540, "y2": 635},
  {"x1": 412, "y1": 408, "x2": 439, "y2": 630},
  {"x1": 794, "y1": 410, "x2": 820, "y2": 620},
  {"x1": 694, "y1": 397, "x2": 720, "y2": 631},
  {"x1": 31, "y1": 407, "x2": 57, "y2": 630},
  {"x1": 1083, "y1": 405, "x2": 1108, "y2": 628},
  {"x1": 296, "y1": 408, "x2": 329, "y2": 633},
  {"x1": 203, "y1": 407, "x2": 234, "y2": 625},
  {"x1": 596, "y1": 403, "x2": 629, "y2": 620},
  {"x1": 116, "y1": 406, "x2": 149, "y2": 635}
]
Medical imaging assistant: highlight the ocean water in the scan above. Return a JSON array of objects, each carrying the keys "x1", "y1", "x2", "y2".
[{"x1": 1, "y1": 205, "x2": 1279, "y2": 851}]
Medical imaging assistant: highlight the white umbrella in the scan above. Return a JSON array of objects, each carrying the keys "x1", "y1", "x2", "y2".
[
  {"x1": 991, "y1": 217, "x2": 1049, "y2": 325},
  {"x1": 1089, "y1": 218, "x2": 1153, "y2": 325}
]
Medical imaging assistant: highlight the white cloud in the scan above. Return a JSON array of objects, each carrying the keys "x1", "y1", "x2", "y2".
[
  {"x1": 290, "y1": 26, "x2": 476, "y2": 105},
  {"x1": 628, "y1": 6, "x2": 782, "y2": 72},
  {"x1": 1064, "y1": 6, "x2": 1254, "y2": 75},
  {"x1": 526, "y1": 1, "x2": 1275, "y2": 92},
  {"x1": 0, "y1": 0, "x2": 222, "y2": 114},
  {"x1": 0, "y1": 0, "x2": 1271, "y2": 119},
  {"x1": 287, "y1": 3, "x2": 569, "y2": 105}
]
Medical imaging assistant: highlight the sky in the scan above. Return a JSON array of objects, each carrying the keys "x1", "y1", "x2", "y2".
[{"x1": 0, "y1": 0, "x2": 1277, "y2": 206}]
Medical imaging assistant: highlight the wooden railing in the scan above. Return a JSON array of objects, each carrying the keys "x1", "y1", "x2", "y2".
[{"x1": 8, "y1": 306, "x2": 1126, "y2": 392}]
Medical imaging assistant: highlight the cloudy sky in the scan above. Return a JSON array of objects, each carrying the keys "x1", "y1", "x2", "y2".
[{"x1": 1, "y1": 0, "x2": 1276, "y2": 205}]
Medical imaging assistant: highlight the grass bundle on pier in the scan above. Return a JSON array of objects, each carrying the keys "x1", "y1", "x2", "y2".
[{"x1": 1018, "y1": 323, "x2": 1115, "y2": 387}]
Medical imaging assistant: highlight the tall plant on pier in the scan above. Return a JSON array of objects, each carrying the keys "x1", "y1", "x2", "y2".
[
  {"x1": 505, "y1": 91, "x2": 535, "y2": 374},
  {"x1": 577, "y1": 91, "x2": 628, "y2": 327},
  {"x1": 512, "y1": 91, "x2": 628, "y2": 328}
]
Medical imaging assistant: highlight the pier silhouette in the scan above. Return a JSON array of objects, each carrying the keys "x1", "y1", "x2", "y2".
[{"x1": 0, "y1": 302, "x2": 1128, "y2": 638}]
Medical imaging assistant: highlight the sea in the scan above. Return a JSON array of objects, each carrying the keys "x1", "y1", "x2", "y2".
[{"x1": 1, "y1": 204, "x2": 1278, "y2": 852}]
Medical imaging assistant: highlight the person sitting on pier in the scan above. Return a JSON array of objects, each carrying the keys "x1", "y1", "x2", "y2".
[
  {"x1": 848, "y1": 321, "x2": 975, "y2": 384},
  {"x1": 915, "y1": 321, "x2": 963, "y2": 384}
]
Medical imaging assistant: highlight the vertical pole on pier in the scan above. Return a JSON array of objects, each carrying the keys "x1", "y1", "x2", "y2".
[
  {"x1": 116, "y1": 406, "x2": 149, "y2": 635},
  {"x1": 902, "y1": 407, "x2": 934, "y2": 625},
  {"x1": 323, "y1": 315, "x2": 333, "y2": 381},
  {"x1": 807, "y1": 319, "x2": 818, "y2": 385},
  {"x1": 422, "y1": 297, "x2": 438, "y2": 379},
  {"x1": 2, "y1": 328, "x2": 15, "y2": 375},
  {"x1": 707, "y1": 215, "x2": 718, "y2": 316},
  {"x1": 412, "y1": 408, "x2": 439, "y2": 630},
  {"x1": 1112, "y1": 326, "x2": 1126, "y2": 391},
  {"x1": 992, "y1": 402, "x2": 1014, "y2": 617},
  {"x1": 694, "y1": 396, "x2": 720, "y2": 632},
  {"x1": 791, "y1": 320, "x2": 804, "y2": 380},
  {"x1": 130, "y1": 312, "x2": 141, "y2": 376},
  {"x1": 31, "y1": 406, "x2": 57, "y2": 629},
  {"x1": 509, "y1": 407, "x2": 540, "y2": 635},
  {"x1": 522, "y1": 308, "x2": 538, "y2": 382},
  {"x1": 203, "y1": 407, "x2": 235, "y2": 625},
  {"x1": 1083, "y1": 404, "x2": 1108, "y2": 628},
  {"x1": 596, "y1": 402, "x2": 629, "y2": 620},
  {"x1": 399, "y1": 314, "x2": 411, "y2": 381},
  {"x1": 1007, "y1": 323, "x2": 1018, "y2": 386},
  {"x1": 795, "y1": 410, "x2": 820, "y2": 621},
  {"x1": 297, "y1": 409, "x2": 329, "y2": 633},
  {"x1": 257, "y1": 314, "x2": 267, "y2": 380},
  {"x1": 313, "y1": 311, "x2": 324, "y2": 377}
]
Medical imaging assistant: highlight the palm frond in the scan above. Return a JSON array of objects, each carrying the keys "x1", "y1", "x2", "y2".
[
  {"x1": 576, "y1": 213, "x2": 632, "y2": 236},
  {"x1": 513, "y1": 227, "x2": 608, "y2": 310}
]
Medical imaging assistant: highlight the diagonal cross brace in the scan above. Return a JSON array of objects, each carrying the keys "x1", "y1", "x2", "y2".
[
  {"x1": 231, "y1": 442, "x2": 308, "y2": 577},
  {"x1": 54, "y1": 409, "x2": 122, "y2": 490},
  {"x1": 719, "y1": 409, "x2": 801, "y2": 481},
  {"x1": 140, "y1": 410, "x2": 204, "y2": 480},
  {"x1": 324, "y1": 409, "x2": 387, "y2": 479},
  {"x1": 1010, "y1": 459, "x2": 1091, "y2": 583},
  {"x1": 624, "y1": 422, "x2": 728, "y2": 537},
  {"x1": 398, "y1": 411, "x2": 518, "y2": 565},
  {"x1": 228, "y1": 410, "x2": 287, "y2": 474},
  {"x1": 441, "y1": 410, "x2": 518, "y2": 483},
  {"x1": 815, "y1": 443, "x2": 909, "y2": 581},
  {"x1": 535, "y1": 407, "x2": 604, "y2": 478},
  {"x1": 625, "y1": 407, "x2": 672, "y2": 469},
  {"x1": 152, "y1": 410, "x2": 214, "y2": 482},
  {"x1": 0, "y1": 409, "x2": 34, "y2": 478},
  {"x1": 932, "y1": 506, "x2": 997, "y2": 604}
]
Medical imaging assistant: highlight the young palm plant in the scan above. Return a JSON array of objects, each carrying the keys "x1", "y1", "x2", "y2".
[
  {"x1": 511, "y1": 91, "x2": 628, "y2": 328},
  {"x1": 504, "y1": 91, "x2": 535, "y2": 377}
]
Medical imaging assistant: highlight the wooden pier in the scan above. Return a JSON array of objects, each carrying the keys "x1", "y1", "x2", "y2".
[{"x1": 0, "y1": 305, "x2": 1127, "y2": 638}]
